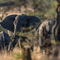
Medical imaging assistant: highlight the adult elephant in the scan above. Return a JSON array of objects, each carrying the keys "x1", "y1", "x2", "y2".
[
  {"x1": 0, "y1": 31, "x2": 10, "y2": 50},
  {"x1": 38, "y1": 18, "x2": 55, "y2": 49},
  {"x1": 0, "y1": 14, "x2": 41, "y2": 37}
]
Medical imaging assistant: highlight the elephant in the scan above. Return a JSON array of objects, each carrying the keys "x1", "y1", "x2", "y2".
[
  {"x1": 38, "y1": 18, "x2": 55, "y2": 49},
  {"x1": 0, "y1": 14, "x2": 41, "y2": 37},
  {"x1": 0, "y1": 31, "x2": 10, "y2": 50}
]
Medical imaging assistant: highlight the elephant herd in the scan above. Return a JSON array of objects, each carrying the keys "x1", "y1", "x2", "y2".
[{"x1": 0, "y1": 14, "x2": 56, "y2": 51}]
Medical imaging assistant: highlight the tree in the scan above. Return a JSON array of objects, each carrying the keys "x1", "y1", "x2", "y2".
[{"x1": 53, "y1": 0, "x2": 60, "y2": 41}]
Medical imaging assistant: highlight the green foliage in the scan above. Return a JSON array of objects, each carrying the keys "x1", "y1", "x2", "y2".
[
  {"x1": 45, "y1": 1, "x2": 57, "y2": 19},
  {"x1": 12, "y1": 52, "x2": 27, "y2": 59},
  {"x1": 0, "y1": 0, "x2": 58, "y2": 20},
  {"x1": 27, "y1": 0, "x2": 57, "y2": 20},
  {"x1": 51, "y1": 40, "x2": 60, "y2": 44},
  {"x1": 0, "y1": 25, "x2": 7, "y2": 32}
]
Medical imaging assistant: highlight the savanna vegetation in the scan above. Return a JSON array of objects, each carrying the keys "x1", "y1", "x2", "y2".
[{"x1": 0, "y1": 0, "x2": 60, "y2": 60}]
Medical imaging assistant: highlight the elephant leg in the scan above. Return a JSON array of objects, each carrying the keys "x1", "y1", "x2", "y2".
[
  {"x1": 39, "y1": 36, "x2": 44, "y2": 49},
  {"x1": 12, "y1": 23, "x2": 16, "y2": 38},
  {"x1": 13, "y1": 16, "x2": 19, "y2": 38},
  {"x1": 7, "y1": 30, "x2": 14, "y2": 37}
]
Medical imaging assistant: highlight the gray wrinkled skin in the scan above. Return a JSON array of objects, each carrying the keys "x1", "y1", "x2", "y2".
[
  {"x1": 0, "y1": 31, "x2": 10, "y2": 50},
  {"x1": 38, "y1": 18, "x2": 55, "y2": 47}
]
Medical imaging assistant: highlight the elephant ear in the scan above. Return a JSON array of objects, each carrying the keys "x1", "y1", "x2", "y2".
[
  {"x1": 1, "y1": 15, "x2": 17, "y2": 32},
  {"x1": 26, "y1": 16, "x2": 41, "y2": 31}
]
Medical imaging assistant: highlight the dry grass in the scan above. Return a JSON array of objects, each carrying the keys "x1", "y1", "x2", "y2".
[
  {"x1": 0, "y1": 45, "x2": 60, "y2": 60},
  {"x1": 0, "y1": 48, "x2": 26, "y2": 60},
  {"x1": 0, "y1": 51, "x2": 13, "y2": 60}
]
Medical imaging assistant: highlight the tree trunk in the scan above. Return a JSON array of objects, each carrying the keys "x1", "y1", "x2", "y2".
[{"x1": 53, "y1": 1, "x2": 60, "y2": 41}]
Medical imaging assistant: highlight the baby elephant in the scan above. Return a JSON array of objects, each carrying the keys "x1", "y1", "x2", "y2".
[
  {"x1": 0, "y1": 31, "x2": 10, "y2": 50},
  {"x1": 38, "y1": 18, "x2": 55, "y2": 49}
]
